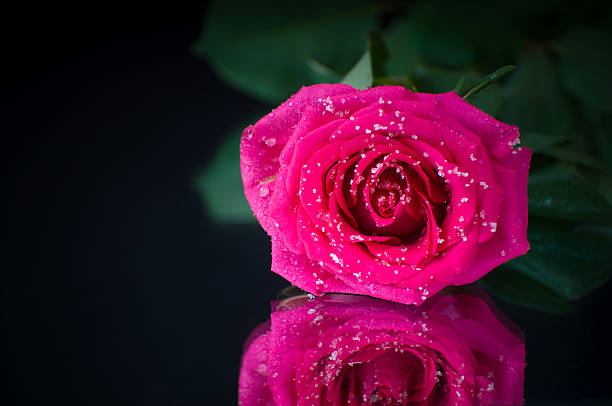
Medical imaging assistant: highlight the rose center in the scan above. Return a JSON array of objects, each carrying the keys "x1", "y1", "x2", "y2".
[
  {"x1": 374, "y1": 188, "x2": 400, "y2": 217},
  {"x1": 339, "y1": 150, "x2": 449, "y2": 242},
  {"x1": 369, "y1": 167, "x2": 408, "y2": 218}
]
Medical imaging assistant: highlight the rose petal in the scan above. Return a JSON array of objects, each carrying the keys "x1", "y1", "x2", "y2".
[
  {"x1": 242, "y1": 84, "x2": 355, "y2": 233},
  {"x1": 453, "y1": 147, "x2": 531, "y2": 285}
]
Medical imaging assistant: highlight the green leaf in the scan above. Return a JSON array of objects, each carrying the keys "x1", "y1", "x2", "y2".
[
  {"x1": 559, "y1": 25, "x2": 612, "y2": 112},
  {"x1": 341, "y1": 31, "x2": 389, "y2": 90},
  {"x1": 520, "y1": 133, "x2": 604, "y2": 169},
  {"x1": 382, "y1": 16, "x2": 420, "y2": 78},
  {"x1": 192, "y1": 114, "x2": 264, "y2": 223},
  {"x1": 372, "y1": 75, "x2": 418, "y2": 92},
  {"x1": 543, "y1": 141, "x2": 605, "y2": 169},
  {"x1": 306, "y1": 59, "x2": 342, "y2": 84},
  {"x1": 482, "y1": 217, "x2": 612, "y2": 309},
  {"x1": 194, "y1": 0, "x2": 376, "y2": 103},
  {"x1": 453, "y1": 77, "x2": 464, "y2": 93},
  {"x1": 479, "y1": 266, "x2": 575, "y2": 314},
  {"x1": 383, "y1": 1, "x2": 521, "y2": 77},
  {"x1": 499, "y1": 54, "x2": 574, "y2": 134},
  {"x1": 519, "y1": 132, "x2": 572, "y2": 153},
  {"x1": 383, "y1": 2, "x2": 474, "y2": 74},
  {"x1": 528, "y1": 163, "x2": 612, "y2": 223},
  {"x1": 461, "y1": 65, "x2": 515, "y2": 100},
  {"x1": 411, "y1": 64, "x2": 465, "y2": 93},
  {"x1": 579, "y1": 166, "x2": 612, "y2": 206},
  {"x1": 505, "y1": 220, "x2": 612, "y2": 301},
  {"x1": 584, "y1": 108, "x2": 612, "y2": 172}
]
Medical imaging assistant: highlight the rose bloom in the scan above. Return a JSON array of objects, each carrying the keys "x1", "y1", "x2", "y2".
[
  {"x1": 239, "y1": 290, "x2": 525, "y2": 405},
  {"x1": 241, "y1": 85, "x2": 530, "y2": 305}
]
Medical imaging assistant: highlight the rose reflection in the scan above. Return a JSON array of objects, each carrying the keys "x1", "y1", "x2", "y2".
[{"x1": 239, "y1": 288, "x2": 525, "y2": 405}]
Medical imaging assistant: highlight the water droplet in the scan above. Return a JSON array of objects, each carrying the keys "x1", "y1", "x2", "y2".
[
  {"x1": 259, "y1": 184, "x2": 270, "y2": 197},
  {"x1": 264, "y1": 137, "x2": 276, "y2": 147}
]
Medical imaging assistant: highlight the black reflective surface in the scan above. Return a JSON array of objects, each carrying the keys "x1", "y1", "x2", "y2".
[{"x1": 6, "y1": 3, "x2": 612, "y2": 405}]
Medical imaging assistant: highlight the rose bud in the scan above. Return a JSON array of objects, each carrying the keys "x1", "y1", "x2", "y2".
[
  {"x1": 239, "y1": 289, "x2": 526, "y2": 405},
  {"x1": 241, "y1": 85, "x2": 530, "y2": 304}
]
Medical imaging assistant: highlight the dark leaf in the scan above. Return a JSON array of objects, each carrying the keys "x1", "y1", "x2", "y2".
[
  {"x1": 384, "y1": 1, "x2": 521, "y2": 76},
  {"x1": 372, "y1": 75, "x2": 418, "y2": 92},
  {"x1": 306, "y1": 59, "x2": 342, "y2": 84},
  {"x1": 543, "y1": 141, "x2": 605, "y2": 169},
  {"x1": 499, "y1": 55, "x2": 573, "y2": 134},
  {"x1": 194, "y1": 0, "x2": 375, "y2": 103},
  {"x1": 383, "y1": 2, "x2": 474, "y2": 73},
  {"x1": 559, "y1": 25, "x2": 612, "y2": 112},
  {"x1": 579, "y1": 166, "x2": 612, "y2": 206},
  {"x1": 584, "y1": 108, "x2": 612, "y2": 172},
  {"x1": 382, "y1": 16, "x2": 420, "y2": 77},
  {"x1": 479, "y1": 266, "x2": 575, "y2": 314},
  {"x1": 528, "y1": 163, "x2": 612, "y2": 223},
  {"x1": 506, "y1": 220, "x2": 612, "y2": 301},
  {"x1": 519, "y1": 132, "x2": 572, "y2": 153},
  {"x1": 411, "y1": 64, "x2": 465, "y2": 92}
]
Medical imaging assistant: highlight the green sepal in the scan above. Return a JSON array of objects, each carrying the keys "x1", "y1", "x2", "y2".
[
  {"x1": 341, "y1": 31, "x2": 389, "y2": 90},
  {"x1": 461, "y1": 65, "x2": 515, "y2": 100},
  {"x1": 453, "y1": 77, "x2": 465, "y2": 93}
]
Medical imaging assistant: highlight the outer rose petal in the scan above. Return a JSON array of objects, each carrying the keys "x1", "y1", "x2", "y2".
[
  {"x1": 241, "y1": 84, "x2": 355, "y2": 233},
  {"x1": 423, "y1": 91, "x2": 521, "y2": 159},
  {"x1": 270, "y1": 234, "x2": 356, "y2": 296},
  {"x1": 454, "y1": 147, "x2": 531, "y2": 285}
]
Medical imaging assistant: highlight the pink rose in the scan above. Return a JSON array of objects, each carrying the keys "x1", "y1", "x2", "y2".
[
  {"x1": 241, "y1": 84, "x2": 530, "y2": 304},
  {"x1": 238, "y1": 290, "x2": 526, "y2": 405}
]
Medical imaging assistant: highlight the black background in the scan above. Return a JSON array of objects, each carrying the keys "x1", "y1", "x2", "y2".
[{"x1": 5, "y1": 2, "x2": 612, "y2": 405}]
